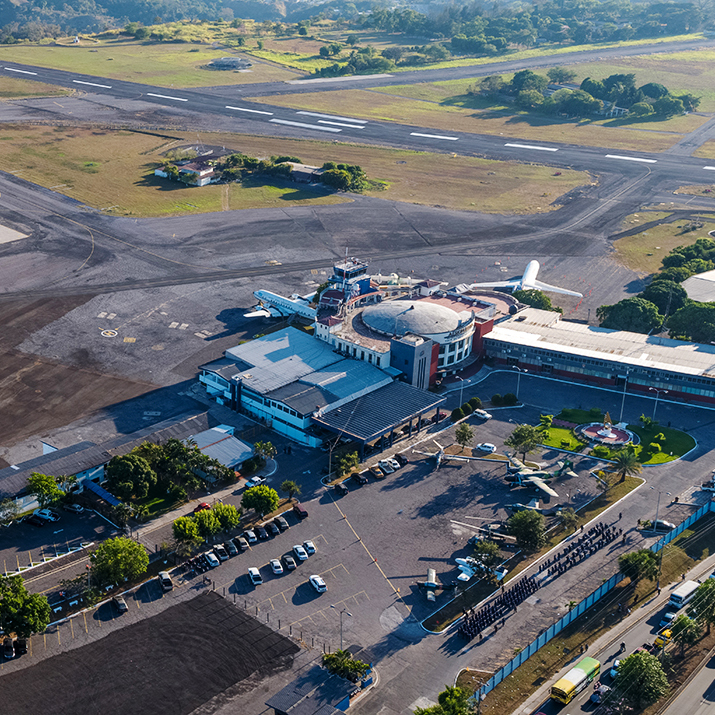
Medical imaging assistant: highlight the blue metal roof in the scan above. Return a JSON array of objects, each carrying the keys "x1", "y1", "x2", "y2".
[{"x1": 83, "y1": 479, "x2": 122, "y2": 506}]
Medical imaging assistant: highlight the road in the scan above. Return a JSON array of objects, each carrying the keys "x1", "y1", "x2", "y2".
[
  {"x1": 662, "y1": 652, "x2": 715, "y2": 715},
  {"x1": 4, "y1": 61, "x2": 715, "y2": 183}
]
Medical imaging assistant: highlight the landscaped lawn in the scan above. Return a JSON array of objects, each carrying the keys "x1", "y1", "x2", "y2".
[
  {"x1": 628, "y1": 423, "x2": 696, "y2": 464},
  {"x1": 134, "y1": 493, "x2": 181, "y2": 517},
  {"x1": 539, "y1": 426, "x2": 586, "y2": 452}
]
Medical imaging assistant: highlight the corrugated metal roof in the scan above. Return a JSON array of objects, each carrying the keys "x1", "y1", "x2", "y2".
[
  {"x1": 489, "y1": 308, "x2": 715, "y2": 377},
  {"x1": 225, "y1": 327, "x2": 342, "y2": 394},
  {"x1": 189, "y1": 428, "x2": 253, "y2": 467},
  {"x1": 312, "y1": 382, "x2": 445, "y2": 442}
]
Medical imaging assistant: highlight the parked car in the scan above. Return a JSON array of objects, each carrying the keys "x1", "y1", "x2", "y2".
[
  {"x1": 248, "y1": 567, "x2": 263, "y2": 585},
  {"x1": 244, "y1": 530, "x2": 258, "y2": 544},
  {"x1": 378, "y1": 460, "x2": 394, "y2": 474},
  {"x1": 652, "y1": 520, "x2": 676, "y2": 532},
  {"x1": 334, "y1": 482, "x2": 349, "y2": 495},
  {"x1": 386, "y1": 458, "x2": 401, "y2": 471},
  {"x1": 309, "y1": 575, "x2": 327, "y2": 593},
  {"x1": 234, "y1": 536, "x2": 249, "y2": 552},
  {"x1": 660, "y1": 611, "x2": 678, "y2": 628},
  {"x1": 431, "y1": 411, "x2": 448, "y2": 423},
  {"x1": 158, "y1": 571, "x2": 174, "y2": 591},
  {"x1": 267, "y1": 521, "x2": 280, "y2": 536},
  {"x1": 351, "y1": 472, "x2": 368, "y2": 485},
  {"x1": 63, "y1": 503, "x2": 84, "y2": 514},
  {"x1": 193, "y1": 502, "x2": 211, "y2": 513},
  {"x1": 34, "y1": 508, "x2": 60, "y2": 522},
  {"x1": 214, "y1": 544, "x2": 229, "y2": 562},
  {"x1": 609, "y1": 659, "x2": 621, "y2": 680},
  {"x1": 394, "y1": 454, "x2": 409, "y2": 467},
  {"x1": 14, "y1": 639, "x2": 27, "y2": 656},
  {"x1": 3, "y1": 638, "x2": 14, "y2": 659},
  {"x1": 274, "y1": 516, "x2": 290, "y2": 531},
  {"x1": 25, "y1": 514, "x2": 46, "y2": 527},
  {"x1": 473, "y1": 409, "x2": 493, "y2": 420},
  {"x1": 246, "y1": 476, "x2": 266, "y2": 488},
  {"x1": 293, "y1": 544, "x2": 308, "y2": 561},
  {"x1": 256, "y1": 526, "x2": 269, "y2": 540},
  {"x1": 293, "y1": 503, "x2": 309, "y2": 520},
  {"x1": 477, "y1": 443, "x2": 497, "y2": 453},
  {"x1": 204, "y1": 551, "x2": 220, "y2": 568},
  {"x1": 303, "y1": 540, "x2": 316, "y2": 555},
  {"x1": 368, "y1": 466, "x2": 385, "y2": 480},
  {"x1": 283, "y1": 554, "x2": 297, "y2": 571},
  {"x1": 112, "y1": 595, "x2": 129, "y2": 614},
  {"x1": 270, "y1": 559, "x2": 283, "y2": 575},
  {"x1": 224, "y1": 540, "x2": 238, "y2": 557}
]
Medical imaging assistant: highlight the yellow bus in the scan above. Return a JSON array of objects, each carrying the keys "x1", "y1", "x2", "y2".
[{"x1": 551, "y1": 657, "x2": 600, "y2": 704}]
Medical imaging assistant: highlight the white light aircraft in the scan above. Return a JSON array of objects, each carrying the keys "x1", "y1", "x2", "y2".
[
  {"x1": 412, "y1": 440, "x2": 476, "y2": 469},
  {"x1": 469, "y1": 260, "x2": 583, "y2": 298}
]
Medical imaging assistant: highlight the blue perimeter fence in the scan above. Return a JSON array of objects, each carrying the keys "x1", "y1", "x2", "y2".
[{"x1": 474, "y1": 499, "x2": 715, "y2": 700}]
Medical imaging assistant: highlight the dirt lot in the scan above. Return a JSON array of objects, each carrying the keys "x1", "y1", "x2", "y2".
[
  {"x1": 0, "y1": 297, "x2": 155, "y2": 459},
  {"x1": 1, "y1": 591, "x2": 300, "y2": 715}
]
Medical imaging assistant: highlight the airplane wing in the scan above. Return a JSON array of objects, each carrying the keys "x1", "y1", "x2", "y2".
[
  {"x1": 469, "y1": 280, "x2": 520, "y2": 289},
  {"x1": 532, "y1": 280, "x2": 583, "y2": 298},
  {"x1": 412, "y1": 450, "x2": 437, "y2": 458},
  {"x1": 443, "y1": 455, "x2": 475, "y2": 463},
  {"x1": 243, "y1": 308, "x2": 273, "y2": 318},
  {"x1": 527, "y1": 476, "x2": 559, "y2": 498}
]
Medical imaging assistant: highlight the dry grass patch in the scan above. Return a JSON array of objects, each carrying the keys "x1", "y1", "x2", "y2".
[
  {"x1": 258, "y1": 89, "x2": 685, "y2": 152},
  {"x1": 614, "y1": 213, "x2": 715, "y2": 273},
  {"x1": 0, "y1": 41, "x2": 298, "y2": 87},
  {"x1": 694, "y1": 141, "x2": 715, "y2": 159},
  {"x1": 0, "y1": 76, "x2": 71, "y2": 99},
  {"x1": 674, "y1": 185, "x2": 715, "y2": 197}
]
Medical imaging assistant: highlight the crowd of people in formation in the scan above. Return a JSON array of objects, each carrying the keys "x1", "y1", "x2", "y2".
[
  {"x1": 458, "y1": 576, "x2": 540, "y2": 640},
  {"x1": 538, "y1": 521, "x2": 622, "y2": 578}
]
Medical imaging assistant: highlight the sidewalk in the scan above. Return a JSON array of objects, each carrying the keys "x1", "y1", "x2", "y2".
[
  {"x1": 130, "y1": 457, "x2": 278, "y2": 546},
  {"x1": 513, "y1": 549, "x2": 715, "y2": 715}
]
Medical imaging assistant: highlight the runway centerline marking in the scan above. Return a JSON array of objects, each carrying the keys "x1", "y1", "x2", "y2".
[
  {"x1": 318, "y1": 120, "x2": 365, "y2": 129},
  {"x1": 5, "y1": 67, "x2": 37, "y2": 75},
  {"x1": 410, "y1": 132, "x2": 458, "y2": 141},
  {"x1": 504, "y1": 143, "x2": 558, "y2": 152},
  {"x1": 225, "y1": 105, "x2": 273, "y2": 116},
  {"x1": 146, "y1": 92, "x2": 188, "y2": 102},
  {"x1": 269, "y1": 119, "x2": 341, "y2": 133},
  {"x1": 605, "y1": 154, "x2": 657, "y2": 164},
  {"x1": 297, "y1": 111, "x2": 367, "y2": 123},
  {"x1": 73, "y1": 79, "x2": 112, "y2": 88}
]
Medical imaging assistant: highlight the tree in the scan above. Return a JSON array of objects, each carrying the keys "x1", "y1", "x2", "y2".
[
  {"x1": 509, "y1": 69, "x2": 548, "y2": 94},
  {"x1": 639, "y1": 280, "x2": 688, "y2": 316},
  {"x1": 193, "y1": 508, "x2": 221, "y2": 538},
  {"x1": 111, "y1": 502, "x2": 134, "y2": 527},
  {"x1": 319, "y1": 45, "x2": 331, "y2": 57},
  {"x1": 321, "y1": 168, "x2": 352, "y2": 191},
  {"x1": 596, "y1": 297, "x2": 663, "y2": 333},
  {"x1": 455, "y1": 423, "x2": 474, "y2": 449},
  {"x1": 640, "y1": 82, "x2": 668, "y2": 99},
  {"x1": 336, "y1": 452, "x2": 360, "y2": 477},
  {"x1": 671, "y1": 613, "x2": 701, "y2": 656},
  {"x1": 654, "y1": 95, "x2": 685, "y2": 117},
  {"x1": 508, "y1": 509, "x2": 546, "y2": 549},
  {"x1": 538, "y1": 414, "x2": 553, "y2": 431},
  {"x1": 547, "y1": 67, "x2": 577, "y2": 84},
  {"x1": 172, "y1": 516, "x2": 201, "y2": 546},
  {"x1": 675, "y1": 92, "x2": 701, "y2": 111},
  {"x1": 105, "y1": 454, "x2": 156, "y2": 500},
  {"x1": 468, "y1": 396, "x2": 481, "y2": 409},
  {"x1": 580, "y1": 77, "x2": 606, "y2": 99},
  {"x1": 629, "y1": 101, "x2": 654, "y2": 117},
  {"x1": 690, "y1": 579, "x2": 715, "y2": 634},
  {"x1": 668, "y1": 303, "x2": 715, "y2": 343},
  {"x1": 504, "y1": 424, "x2": 541, "y2": 461},
  {"x1": 212, "y1": 502, "x2": 241, "y2": 531},
  {"x1": 614, "y1": 651, "x2": 669, "y2": 709},
  {"x1": 253, "y1": 441, "x2": 277, "y2": 462},
  {"x1": 516, "y1": 89, "x2": 544, "y2": 109},
  {"x1": 346, "y1": 34, "x2": 358, "y2": 46},
  {"x1": 618, "y1": 549, "x2": 658, "y2": 582},
  {"x1": 0, "y1": 498, "x2": 20, "y2": 526},
  {"x1": 242, "y1": 485, "x2": 280, "y2": 516},
  {"x1": 0, "y1": 574, "x2": 51, "y2": 637},
  {"x1": 280, "y1": 480, "x2": 301, "y2": 500},
  {"x1": 90, "y1": 536, "x2": 149, "y2": 587},
  {"x1": 451, "y1": 407, "x2": 464, "y2": 422},
  {"x1": 560, "y1": 507, "x2": 579, "y2": 532},
  {"x1": 27, "y1": 472, "x2": 64, "y2": 508},
  {"x1": 480, "y1": 74, "x2": 504, "y2": 94},
  {"x1": 473, "y1": 539, "x2": 500, "y2": 567},
  {"x1": 561, "y1": 89, "x2": 601, "y2": 117},
  {"x1": 612, "y1": 449, "x2": 642, "y2": 483},
  {"x1": 322, "y1": 649, "x2": 370, "y2": 682},
  {"x1": 513, "y1": 289, "x2": 562, "y2": 313}
]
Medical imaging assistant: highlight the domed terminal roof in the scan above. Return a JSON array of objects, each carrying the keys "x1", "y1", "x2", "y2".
[{"x1": 362, "y1": 300, "x2": 470, "y2": 337}]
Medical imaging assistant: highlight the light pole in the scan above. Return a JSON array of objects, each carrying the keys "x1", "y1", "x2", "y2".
[
  {"x1": 455, "y1": 376, "x2": 465, "y2": 406},
  {"x1": 649, "y1": 387, "x2": 669, "y2": 421},
  {"x1": 330, "y1": 604, "x2": 352, "y2": 651},
  {"x1": 618, "y1": 372, "x2": 630, "y2": 423},
  {"x1": 513, "y1": 366, "x2": 527, "y2": 401},
  {"x1": 650, "y1": 487, "x2": 671, "y2": 590}
]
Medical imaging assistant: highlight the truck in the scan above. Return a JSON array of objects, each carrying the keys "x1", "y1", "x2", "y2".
[{"x1": 669, "y1": 580, "x2": 700, "y2": 609}]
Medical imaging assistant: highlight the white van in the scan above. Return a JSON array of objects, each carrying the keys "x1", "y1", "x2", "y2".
[{"x1": 669, "y1": 579, "x2": 699, "y2": 609}]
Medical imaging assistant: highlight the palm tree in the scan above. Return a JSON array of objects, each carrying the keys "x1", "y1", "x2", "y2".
[
  {"x1": 612, "y1": 448, "x2": 642, "y2": 483},
  {"x1": 280, "y1": 480, "x2": 301, "y2": 500}
]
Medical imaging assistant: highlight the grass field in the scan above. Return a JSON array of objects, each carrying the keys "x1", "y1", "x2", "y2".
[
  {"x1": 674, "y1": 184, "x2": 715, "y2": 198},
  {"x1": 628, "y1": 424, "x2": 696, "y2": 464},
  {"x1": 0, "y1": 76, "x2": 71, "y2": 99},
  {"x1": 613, "y1": 213, "x2": 715, "y2": 273},
  {"x1": 694, "y1": 141, "x2": 715, "y2": 159},
  {"x1": 0, "y1": 40, "x2": 299, "y2": 87},
  {"x1": 259, "y1": 88, "x2": 695, "y2": 153},
  {"x1": 246, "y1": 48, "x2": 338, "y2": 72},
  {"x1": 540, "y1": 427, "x2": 586, "y2": 452},
  {"x1": 0, "y1": 125, "x2": 589, "y2": 216}
]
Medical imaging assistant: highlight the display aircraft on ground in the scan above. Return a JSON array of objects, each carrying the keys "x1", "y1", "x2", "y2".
[{"x1": 469, "y1": 260, "x2": 583, "y2": 297}]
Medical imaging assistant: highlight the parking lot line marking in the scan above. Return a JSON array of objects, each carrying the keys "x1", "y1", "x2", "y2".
[
  {"x1": 43, "y1": 633, "x2": 46, "y2": 650},
  {"x1": 70, "y1": 618, "x2": 75, "y2": 639},
  {"x1": 57, "y1": 628, "x2": 61, "y2": 646}
]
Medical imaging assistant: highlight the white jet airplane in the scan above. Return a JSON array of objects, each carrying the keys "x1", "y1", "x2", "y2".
[
  {"x1": 469, "y1": 260, "x2": 583, "y2": 298},
  {"x1": 412, "y1": 440, "x2": 476, "y2": 469}
]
